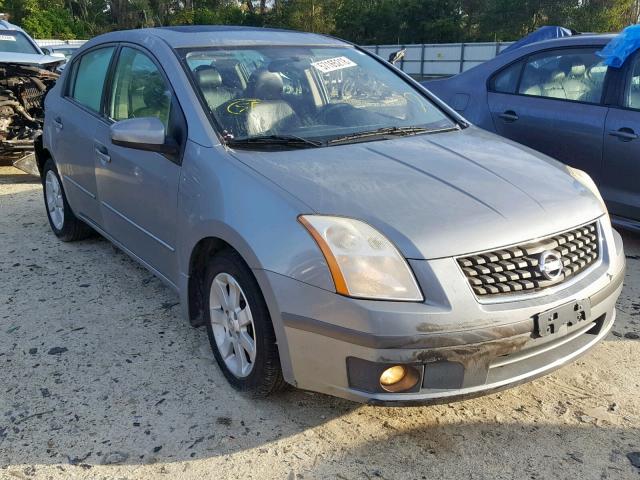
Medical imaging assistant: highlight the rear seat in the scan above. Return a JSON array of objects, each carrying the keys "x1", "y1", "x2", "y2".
[{"x1": 541, "y1": 70, "x2": 567, "y2": 99}]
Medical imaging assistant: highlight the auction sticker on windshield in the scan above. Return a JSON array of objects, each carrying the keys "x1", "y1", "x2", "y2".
[
  {"x1": 311, "y1": 56, "x2": 357, "y2": 73},
  {"x1": 0, "y1": 35, "x2": 16, "y2": 41}
]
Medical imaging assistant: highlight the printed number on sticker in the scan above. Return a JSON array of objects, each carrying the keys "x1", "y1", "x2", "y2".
[{"x1": 311, "y1": 56, "x2": 357, "y2": 73}]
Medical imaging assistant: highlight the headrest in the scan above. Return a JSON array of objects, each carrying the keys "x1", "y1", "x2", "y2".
[
  {"x1": 588, "y1": 64, "x2": 606, "y2": 82},
  {"x1": 248, "y1": 69, "x2": 284, "y2": 100},
  {"x1": 195, "y1": 66, "x2": 222, "y2": 89},
  {"x1": 549, "y1": 70, "x2": 566, "y2": 82},
  {"x1": 570, "y1": 63, "x2": 586, "y2": 76}
]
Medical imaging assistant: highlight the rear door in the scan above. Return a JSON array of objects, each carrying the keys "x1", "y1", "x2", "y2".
[
  {"x1": 601, "y1": 52, "x2": 640, "y2": 222},
  {"x1": 49, "y1": 45, "x2": 115, "y2": 224},
  {"x1": 487, "y1": 47, "x2": 609, "y2": 182},
  {"x1": 93, "y1": 45, "x2": 186, "y2": 284}
]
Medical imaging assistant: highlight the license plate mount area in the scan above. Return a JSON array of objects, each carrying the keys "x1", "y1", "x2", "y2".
[{"x1": 534, "y1": 300, "x2": 591, "y2": 338}]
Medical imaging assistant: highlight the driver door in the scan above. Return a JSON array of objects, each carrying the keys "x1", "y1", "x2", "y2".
[{"x1": 93, "y1": 46, "x2": 185, "y2": 285}]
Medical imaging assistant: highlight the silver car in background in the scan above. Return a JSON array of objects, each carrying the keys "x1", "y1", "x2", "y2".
[{"x1": 37, "y1": 26, "x2": 625, "y2": 405}]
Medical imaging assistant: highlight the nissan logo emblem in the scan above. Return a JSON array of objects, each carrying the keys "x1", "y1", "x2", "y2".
[{"x1": 539, "y1": 250, "x2": 564, "y2": 281}]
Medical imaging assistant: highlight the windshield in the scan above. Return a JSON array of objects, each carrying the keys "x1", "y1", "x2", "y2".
[
  {"x1": 181, "y1": 45, "x2": 455, "y2": 146},
  {"x1": 0, "y1": 32, "x2": 40, "y2": 54}
]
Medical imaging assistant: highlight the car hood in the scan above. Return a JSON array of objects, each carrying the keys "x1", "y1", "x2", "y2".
[
  {"x1": 230, "y1": 127, "x2": 604, "y2": 260},
  {"x1": 0, "y1": 52, "x2": 63, "y2": 66}
]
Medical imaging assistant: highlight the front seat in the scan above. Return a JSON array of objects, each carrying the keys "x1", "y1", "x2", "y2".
[
  {"x1": 194, "y1": 65, "x2": 234, "y2": 110},
  {"x1": 244, "y1": 69, "x2": 298, "y2": 136}
]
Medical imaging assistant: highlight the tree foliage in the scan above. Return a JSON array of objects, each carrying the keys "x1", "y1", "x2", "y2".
[{"x1": 0, "y1": 0, "x2": 638, "y2": 43}]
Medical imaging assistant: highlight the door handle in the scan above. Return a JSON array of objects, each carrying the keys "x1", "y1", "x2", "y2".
[
  {"x1": 53, "y1": 117, "x2": 63, "y2": 129},
  {"x1": 94, "y1": 144, "x2": 111, "y2": 164},
  {"x1": 608, "y1": 128, "x2": 638, "y2": 141},
  {"x1": 498, "y1": 110, "x2": 519, "y2": 122}
]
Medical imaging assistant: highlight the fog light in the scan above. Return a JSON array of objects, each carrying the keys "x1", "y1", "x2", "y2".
[{"x1": 380, "y1": 365, "x2": 407, "y2": 386}]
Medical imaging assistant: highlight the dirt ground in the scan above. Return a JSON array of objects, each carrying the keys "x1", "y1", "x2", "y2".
[{"x1": 0, "y1": 165, "x2": 639, "y2": 480}]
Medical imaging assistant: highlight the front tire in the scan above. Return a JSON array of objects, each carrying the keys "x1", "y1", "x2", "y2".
[
  {"x1": 42, "y1": 158, "x2": 92, "y2": 241},
  {"x1": 204, "y1": 249, "x2": 286, "y2": 397}
]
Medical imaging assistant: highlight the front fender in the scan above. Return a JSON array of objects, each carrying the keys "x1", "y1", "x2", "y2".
[{"x1": 176, "y1": 140, "x2": 335, "y2": 294}]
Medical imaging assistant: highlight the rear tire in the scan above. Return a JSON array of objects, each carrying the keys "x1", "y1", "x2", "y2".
[
  {"x1": 42, "y1": 158, "x2": 92, "y2": 241},
  {"x1": 204, "y1": 249, "x2": 286, "y2": 397}
]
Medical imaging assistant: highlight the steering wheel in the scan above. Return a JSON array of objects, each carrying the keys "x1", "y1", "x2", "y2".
[{"x1": 315, "y1": 103, "x2": 357, "y2": 126}]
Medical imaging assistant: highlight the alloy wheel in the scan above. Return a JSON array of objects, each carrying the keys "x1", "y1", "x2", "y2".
[
  {"x1": 209, "y1": 272, "x2": 257, "y2": 378},
  {"x1": 45, "y1": 170, "x2": 64, "y2": 230}
]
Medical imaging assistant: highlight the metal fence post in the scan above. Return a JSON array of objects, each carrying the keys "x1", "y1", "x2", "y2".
[
  {"x1": 459, "y1": 43, "x2": 465, "y2": 73},
  {"x1": 420, "y1": 44, "x2": 425, "y2": 80}
]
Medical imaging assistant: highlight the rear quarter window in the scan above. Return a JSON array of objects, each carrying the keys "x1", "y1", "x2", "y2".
[{"x1": 489, "y1": 61, "x2": 524, "y2": 94}]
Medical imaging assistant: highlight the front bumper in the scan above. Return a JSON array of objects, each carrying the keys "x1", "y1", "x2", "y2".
[{"x1": 255, "y1": 222, "x2": 625, "y2": 405}]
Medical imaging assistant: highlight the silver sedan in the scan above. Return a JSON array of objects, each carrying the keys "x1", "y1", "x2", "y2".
[{"x1": 37, "y1": 26, "x2": 625, "y2": 404}]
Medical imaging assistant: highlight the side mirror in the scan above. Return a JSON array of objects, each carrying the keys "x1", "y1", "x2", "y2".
[{"x1": 110, "y1": 117, "x2": 178, "y2": 155}]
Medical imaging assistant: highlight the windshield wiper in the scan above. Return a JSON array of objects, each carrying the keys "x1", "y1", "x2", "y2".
[
  {"x1": 226, "y1": 134, "x2": 324, "y2": 150},
  {"x1": 328, "y1": 126, "x2": 448, "y2": 145}
]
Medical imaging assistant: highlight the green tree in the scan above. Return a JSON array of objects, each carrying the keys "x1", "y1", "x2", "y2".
[{"x1": 0, "y1": 0, "x2": 637, "y2": 43}]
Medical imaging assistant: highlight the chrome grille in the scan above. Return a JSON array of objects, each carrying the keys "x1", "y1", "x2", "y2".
[{"x1": 457, "y1": 222, "x2": 599, "y2": 297}]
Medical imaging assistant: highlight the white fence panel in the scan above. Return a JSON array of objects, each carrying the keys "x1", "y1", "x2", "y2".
[
  {"x1": 36, "y1": 39, "x2": 87, "y2": 47},
  {"x1": 34, "y1": 39, "x2": 510, "y2": 79},
  {"x1": 365, "y1": 41, "x2": 513, "y2": 78}
]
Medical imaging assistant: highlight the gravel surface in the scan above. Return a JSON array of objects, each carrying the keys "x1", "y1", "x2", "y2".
[{"x1": 1, "y1": 165, "x2": 639, "y2": 480}]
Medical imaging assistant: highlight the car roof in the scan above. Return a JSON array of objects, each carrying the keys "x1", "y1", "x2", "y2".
[
  {"x1": 83, "y1": 25, "x2": 348, "y2": 50},
  {"x1": 478, "y1": 33, "x2": 616, "y2": 69},
  {"x1": 501, "y1": 32, "x2": 615, "y2": 57},
  {"x1": 0, "y1": 19, "x2": 27, "y2": 33}
]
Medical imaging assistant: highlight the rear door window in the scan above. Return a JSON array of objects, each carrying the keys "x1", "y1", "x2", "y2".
[
  {"x1": 70, "y1": 47, "x2": 115, "y2": 112},
  {"x1": 517, "y1": 48, "x2": 608, "y2": 104}
]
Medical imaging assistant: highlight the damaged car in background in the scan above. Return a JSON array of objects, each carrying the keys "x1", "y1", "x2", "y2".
[{"x1": 0, "y1": 18, "x2": 63, "y2": 172}]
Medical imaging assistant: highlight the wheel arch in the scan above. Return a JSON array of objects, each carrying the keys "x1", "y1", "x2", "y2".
[
  {"x1": 184, "y1": 223, "x2": 266, "y2": 328},
  {"x1": 185, "y1": 233, "x2": 295, "y2": 385},
  {"x1": 34, "y1": 135, "x2": 51, "y2": 178},
  {"x1": 187, "y1": 236, "x2": 236, "y2": 328}
]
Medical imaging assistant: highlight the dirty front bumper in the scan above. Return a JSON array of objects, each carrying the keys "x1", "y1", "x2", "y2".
[{"x1": 256, "y1": 222, "x2": 625, "y2": 405}]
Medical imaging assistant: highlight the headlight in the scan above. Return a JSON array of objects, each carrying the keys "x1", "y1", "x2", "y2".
[
  {"x1": 567, "y1": 166, "x2": 607, "y2": 212},
  {"x1": 299, "y1": 215, "x2": 423, "y2": 301}
]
